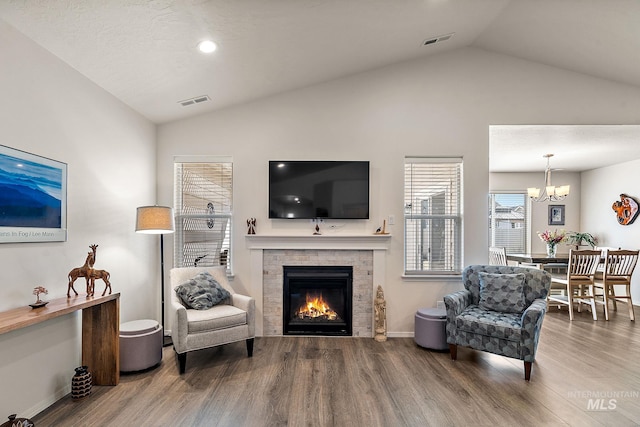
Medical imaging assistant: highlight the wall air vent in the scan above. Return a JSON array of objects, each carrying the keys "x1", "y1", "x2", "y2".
[
  {"x1": 422, "y1": 32, "x2": 455, "y2": 47},
  {"x1": 179, "y1": 95, "x2": 211, "y2": 107}
]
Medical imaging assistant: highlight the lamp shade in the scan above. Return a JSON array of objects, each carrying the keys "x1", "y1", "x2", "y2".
[{"x1": 135, "y1": 206, "x2": 175, "y2": 234}]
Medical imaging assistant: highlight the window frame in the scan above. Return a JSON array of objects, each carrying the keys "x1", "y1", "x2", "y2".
[
  {"x1": 488, "y1": 192, "x2": 529, "y2": 255},
  {"x1": 403, "y1": 156, "x2": 463, "y2": 278},
  {"x1": 173, "y1": 155, "x2": 233, "y2": 273}
]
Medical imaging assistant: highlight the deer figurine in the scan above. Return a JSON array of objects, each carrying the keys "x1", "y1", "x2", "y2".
[
  {"x1": 88, "y1": 269, "x2": 111, "y2": 296},
  {"x1": 67, "y1": 251, "x2": 95, "y2": 297},
  {"x1": 67, "y1": 244, "x2": 99, "y2": 297}
]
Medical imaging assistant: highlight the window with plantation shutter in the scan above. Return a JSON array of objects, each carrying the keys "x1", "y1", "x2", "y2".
[
  {"x1": 404, "y1": 157, "x2": 463, "y2": 275},
  {"x1": 488, "y1": 193, "x2": 527, "y2": 254},
  {"x1": 174, "y1": 156, "x2": 232, "y2": 271}
]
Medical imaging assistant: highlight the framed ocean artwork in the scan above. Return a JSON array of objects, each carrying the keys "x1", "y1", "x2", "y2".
[{"x1": 0, "y1": 145, "x2": 67, "y2": 243}]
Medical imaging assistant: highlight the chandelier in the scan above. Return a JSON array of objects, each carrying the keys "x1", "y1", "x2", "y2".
[{"x1": 527, "y1": 154, "x2": 570, "y2": 202}]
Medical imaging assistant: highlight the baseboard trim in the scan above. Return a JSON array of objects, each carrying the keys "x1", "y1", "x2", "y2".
[
  {"x1": 25, "y1": 384, "x2": 69, "y2": 418},
  {"x1": 387, "y1": 332, "x2": 414, "y2": 338}
]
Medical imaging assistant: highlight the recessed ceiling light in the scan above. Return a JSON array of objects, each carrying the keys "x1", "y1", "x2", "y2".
[{"x1": 197, "y1": 40, "x2": 217, "y2": 53}]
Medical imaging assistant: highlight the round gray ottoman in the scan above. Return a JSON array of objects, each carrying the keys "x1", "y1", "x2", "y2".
[
  {"x1": 414, "y1": 307, "x2": 448, "y2": 350},
  {"x1": 120, "y1": 319, "x2": 163, "y2": 372}
]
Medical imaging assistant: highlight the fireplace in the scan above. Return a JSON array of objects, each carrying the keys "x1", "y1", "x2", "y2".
[{"x1": 283, "y1": 265, "x2": 352, "y2": 336}]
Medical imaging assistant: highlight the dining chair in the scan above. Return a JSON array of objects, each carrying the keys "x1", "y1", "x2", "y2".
[
  {"x1": 488, "y1": 246, "x2": 508, "y2": 266},
  {"x1": 593, "y1": 249, "x2": 638, "y2": 321},
  {"x1": 548, "y1": 249, "x2": 602, "y2": 320}
]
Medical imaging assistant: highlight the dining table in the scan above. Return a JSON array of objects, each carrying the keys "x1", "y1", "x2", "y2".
[{"x1": 506, "y1": 253, "x2": 570, "y2": 266}]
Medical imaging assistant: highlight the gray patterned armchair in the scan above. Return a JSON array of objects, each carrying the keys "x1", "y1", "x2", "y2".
[{"x1": 443, "y1": 265, "x2": 551, "y2": 380}]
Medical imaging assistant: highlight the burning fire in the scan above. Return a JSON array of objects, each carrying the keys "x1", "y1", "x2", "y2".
[{"x1": 296, "y1": 293, "x2": 338, "y2": 321}]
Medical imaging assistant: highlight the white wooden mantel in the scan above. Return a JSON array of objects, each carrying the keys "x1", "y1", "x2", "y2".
[{"x1": 245, "y1": 234, "x2": 391, "y2": 336}]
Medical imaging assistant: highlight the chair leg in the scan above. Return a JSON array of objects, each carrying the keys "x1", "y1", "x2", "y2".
[
  {"x1": 567, "y1": 285, "x2": 574, "y2": 321},
  {"x1": 601, "y1": 284, "x2": 610, "y2": 321},
  {"x1": 449, "y1": 344, "x2": 457, "y2": 360},
  {"x1": 246, "y1": 338, "x2": 254, "y2": 357},
  {"x1": 625, "y1": 284, "x2": 635, "y2": 321},
  {"x1": 588, "y1": 284, "x2": 597, "y2": 320},
  {"x1": 178, "y1": 352, "x2": 186, "y2": 374},
  {"x1": 524, "y1": 361, "x2": 532, "y2": 381}
]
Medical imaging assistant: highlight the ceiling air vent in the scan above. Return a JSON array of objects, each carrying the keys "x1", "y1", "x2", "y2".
[
  {"x1": 422, "y1": 32, "x2": 455, "y2": 47},
  {"x1": 179, "y1": 95, "x2": 211, "y2": 107}
]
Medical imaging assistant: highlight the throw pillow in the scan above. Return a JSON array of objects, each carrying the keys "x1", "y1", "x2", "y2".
[
  {"x1": 478, "y1": 272, "x2": 526, "y2": 314},
  {"x1": 174, "y1": 271, "x2": 231, "y2": 310}
]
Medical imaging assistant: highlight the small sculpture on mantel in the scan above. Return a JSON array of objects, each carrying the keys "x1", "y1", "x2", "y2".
[
  {"x1": 247, "y1": 218, "x2": 257, "y2": 234},
  {"x1": 374, "y1": 285, "x2": 387, "y2": 342},
  {"x1": 374, "y1": 220, "x2": 389, "y2": 235}
]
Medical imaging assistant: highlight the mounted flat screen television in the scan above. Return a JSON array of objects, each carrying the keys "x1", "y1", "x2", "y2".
[{"x1": 269, "y1": 161, "x2": 370, "y2": 219}]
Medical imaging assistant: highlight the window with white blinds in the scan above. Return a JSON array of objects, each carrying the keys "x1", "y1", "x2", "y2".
[
  {"x1": 488, "y1": 193, "x2": 527, "y2": 253},
  {"x1": 174, "y1": 157, "x2": 233, "y2": 271},
  {"x1": 404, "y1": 157, "x2": 463, "y2": 275}
]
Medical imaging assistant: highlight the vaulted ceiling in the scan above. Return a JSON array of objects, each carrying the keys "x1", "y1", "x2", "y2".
[
  {"x1": 2, "y1": 0, "x2": 639, "y2": 124},
  {"x1": 2, "y1": 1, "x2": 639, "y2": 170}
]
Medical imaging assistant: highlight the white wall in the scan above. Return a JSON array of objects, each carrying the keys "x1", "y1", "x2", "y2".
[
  {"x1": 0, "y1": 21, "x2": 157, "y2": 417},
  {"x1": 158, "y1": 46, "x2": 640, "y2": 338},
  {"x1": 582, "y1": 159, "x2": 640, "y2": 303},
  {"x1": 490, "y1": 171, "x2": 581, "y2": 254}
]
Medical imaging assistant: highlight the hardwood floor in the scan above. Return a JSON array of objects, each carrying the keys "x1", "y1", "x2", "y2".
[{"x1": 33, "y1": 305, "x2": 640, "y2": 426}]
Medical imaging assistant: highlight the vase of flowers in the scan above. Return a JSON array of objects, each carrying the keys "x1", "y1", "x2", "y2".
[
  {"x1": 537, "y1": 229, "x2": 566, "y2": 258},
  {"x1": 546, "y1": 244, "x2": 557, "y2": 257}
]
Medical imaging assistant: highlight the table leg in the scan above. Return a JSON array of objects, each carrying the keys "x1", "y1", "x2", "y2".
[{"x1": 82, "y1": 297, "x2": 120, "y2": 385}]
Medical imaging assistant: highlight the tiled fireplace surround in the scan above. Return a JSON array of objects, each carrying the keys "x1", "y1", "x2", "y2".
[{"x1": 246, "y1": 235, "x2": 390, "y2": 337}]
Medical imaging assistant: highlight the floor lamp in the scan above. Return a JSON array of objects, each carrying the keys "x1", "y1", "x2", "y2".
[{"x1": 136, "y1": 205, "x2": 175, "y2": 347}]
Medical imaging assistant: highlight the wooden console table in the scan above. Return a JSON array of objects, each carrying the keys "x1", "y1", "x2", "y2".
[{"x1": 0, "y1": 293, "x2": 120, "y2": 385}]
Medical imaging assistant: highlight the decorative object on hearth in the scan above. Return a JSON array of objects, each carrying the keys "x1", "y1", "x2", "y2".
[
  {"x1": 67, "y1": 244, "x2": 98, "y2": 297},
  {"x1": 567, "y1": 231, "x2": 597, "y2": 249},
  {"x1": 313, "y1": 223, "x2": 321, "y2": 235},
  {"x1": 136, "y1": 205, "x2": 175, "y2": 347},
  {"x1": 246, "y1": 217, "x2": 256, "y2": 234},
  {"x1": 29, "y1": 286, "x2": 49, "y2": 308},
  {"x1": 71, "y1": 365, "x2": 92, "y2": 400},
  {"x1": 374, "y1": 285, "x2": 387, "y2": 342},
  {"x1": 527, "y1": 154, "x2": 570, "y2": 202},
  {"x1": 1, "y1": 414, "x2": 34, "y2": 427},
  {"x1": 612, "y1": 193, "x2": 639, "y2": 226},
  {"x1": 537, "y1": 229, "x2": 566, "y2": 258}
]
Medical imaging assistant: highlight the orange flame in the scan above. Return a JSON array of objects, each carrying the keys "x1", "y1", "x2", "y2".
[{"x1": 296, "y1": 293, "x2": 338, "y2": 320}]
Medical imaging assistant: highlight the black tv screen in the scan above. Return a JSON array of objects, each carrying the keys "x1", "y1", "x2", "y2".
[{"x1": 269, "y1": 161, "x2": 370, "y2": 219}]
